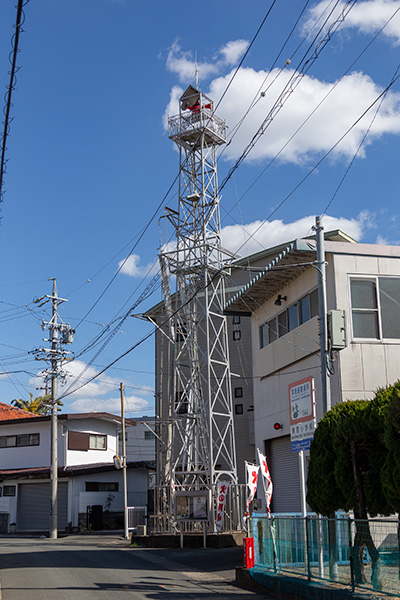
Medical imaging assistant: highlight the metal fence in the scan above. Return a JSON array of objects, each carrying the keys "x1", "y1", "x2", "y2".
[
  {"x1": 150, "y1": 484, "x2": 247, "y2": 534},
  {"x1": 127, "y1": 506, "x2": 147, "y2": 532},
  {"x1": 250, "y1": 514, "x2": 400, "y2": 597}
]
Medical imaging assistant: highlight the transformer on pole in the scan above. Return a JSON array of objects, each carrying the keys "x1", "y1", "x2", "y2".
[
  {"x1": 32, "y1": 279, "x2": 74, "y2": 538},
  {"x1": 159, "y1": 85, "x2": 238, "y2": 504}
]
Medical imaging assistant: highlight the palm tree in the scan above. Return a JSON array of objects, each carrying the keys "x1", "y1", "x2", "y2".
[{"x1": 11, "y1": 393, "x2": 62, "y2": 415}]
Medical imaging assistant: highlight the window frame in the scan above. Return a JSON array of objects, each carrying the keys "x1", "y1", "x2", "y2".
[
  {"x1": 349, "y1": 275, "x2": 400, "y2": 342},
  {"x1": 3, "y1": 485, "x2": 16, "y2": 496},
  {"x1": 259, "y1": 288, "x2": 318, "y2": 349},
  {"x1": 234, "y1": 404, "x2": 244, "y2": 415},
  {"x1": 89, "y1": 434, "x2": 107, "y2": 450},
  {"x1": 0, "y1": 433, "x2": 40, "y2": 449},
  {"x1": 85, "y1": 482, "x2": 119, "y2": 492}
]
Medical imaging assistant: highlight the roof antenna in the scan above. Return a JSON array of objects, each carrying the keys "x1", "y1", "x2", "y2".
[{"x1": 194, "y1": 51, "x2": 199, "y2": 89}]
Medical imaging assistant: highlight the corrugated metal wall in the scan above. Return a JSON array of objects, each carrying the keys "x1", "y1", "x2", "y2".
[
  {"x1": 17, "y1": 482, "x2": 68, "y2": 532},
  {"x1": 269, "y1": 435, "x2": 301, "y2": 513}
]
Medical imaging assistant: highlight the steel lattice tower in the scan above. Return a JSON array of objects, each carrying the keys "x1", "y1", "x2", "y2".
[{"x1": 159, "y1": 85, "x2": 237, "y2": 492}]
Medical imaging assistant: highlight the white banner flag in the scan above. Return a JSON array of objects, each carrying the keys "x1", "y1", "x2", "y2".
[
  {"x1": 215, "y1": 481, "x2": 229, "y2": 531},
  {"x1": 245, "y1": 461, "x2": 259, "y2": 510},
  {"x1": 257, "y1": 448, "x2": 273, "y2": 515}
]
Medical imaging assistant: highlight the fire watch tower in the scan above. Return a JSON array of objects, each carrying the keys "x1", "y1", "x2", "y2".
[{"x1": 159, "y1": 85, "x2": 238, "y2": 495}]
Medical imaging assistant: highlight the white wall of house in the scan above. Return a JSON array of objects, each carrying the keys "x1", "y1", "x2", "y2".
[
  {"x1": 0, "y1": 420, "x2": 53, "y2": 469},
  {"x1": 119, "y1": 421, "x2": 155, "y2": 462},
  {"x1": 1, "y1": 467, "x2": 149, "y2": 531},
  {"x1": 65, "y1": 418, "x2": 118, "y2": 466},
  {"x1": 71, "y1": 468, "x2": 149, "y2": 527},
  {"x1": 0, "y1": 416, "x2": 119, "y2": 470}
]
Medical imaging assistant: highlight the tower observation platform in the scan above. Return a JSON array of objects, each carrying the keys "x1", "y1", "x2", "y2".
[{"x1": 168, "y1": 85, "x2": 226, "y2": 147}]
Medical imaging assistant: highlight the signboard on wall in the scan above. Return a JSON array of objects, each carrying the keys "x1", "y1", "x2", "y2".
[
  {"x1": 174, "y1": 490, "x2": 210, "y2": 521},
  {"x1": 289, "y1": 376, "x2": 316, "y2": 452}
]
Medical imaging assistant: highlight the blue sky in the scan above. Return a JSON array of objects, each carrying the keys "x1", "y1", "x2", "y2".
[{"x1": 0, "y1": 0, "x2": 400, "y2": 417}]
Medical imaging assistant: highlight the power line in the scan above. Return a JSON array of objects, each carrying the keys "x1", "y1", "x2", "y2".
[
  {"x1": 0, "y1": 0, "x2": 29, "y2": 206},
  {"x1": 223, "y1": 0, "x2": 400, "y2": 230},
  {"x1": 58, "y1": 266, "x2": 226, "y2": 401},
  {"x1": 218, "y1": 0, "x2": 312, "y2": 161},
  {"x1": 66, "y1": 2, "x2": 278, "y2": 339},
  {"x1": 232, "y1": 68, "x2": 400, "y2": 257},
  {"x1": 322, "y1": 60, "x2": 400, "y2": 217}
]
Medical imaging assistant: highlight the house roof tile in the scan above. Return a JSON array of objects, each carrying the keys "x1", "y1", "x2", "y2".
[{"x1": 0, "y1": 402, "x2": 37, "y2": 421}]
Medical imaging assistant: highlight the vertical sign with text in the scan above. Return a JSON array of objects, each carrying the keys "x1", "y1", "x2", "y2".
[{"x1": 289, "y1": 376, "x2": 316, "y2": 452}]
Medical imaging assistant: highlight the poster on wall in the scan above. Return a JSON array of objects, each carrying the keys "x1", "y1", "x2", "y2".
[
  {"x1": 288, "y1": 376, "x2": 316, "y2": 452},
  {"x1": 174, "y1": 491, "x2": 210, "y2": 521}
]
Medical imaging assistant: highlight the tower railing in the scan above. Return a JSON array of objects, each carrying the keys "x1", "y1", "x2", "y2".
[{"x1": 168, "y1": 109, "x2": 226, "y2": 145}]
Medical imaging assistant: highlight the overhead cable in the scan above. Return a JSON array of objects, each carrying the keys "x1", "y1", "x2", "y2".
[
  {"x1": 0, "y1": 0, "x2": 29, "y2": 206},
  {"x1": 219, "y1": 0, "x2": 356, "y2": 194}
]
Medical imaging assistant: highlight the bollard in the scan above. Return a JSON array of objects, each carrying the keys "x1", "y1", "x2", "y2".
[{"x1": 244, "y1": 537, "x2": 255, "y2": 569}]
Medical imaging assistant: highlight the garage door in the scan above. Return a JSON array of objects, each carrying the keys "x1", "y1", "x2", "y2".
[
  {"x1": 269, "y1": 435, "x2": 301, "y2": 513},
  {"x1": 17, "y1": 482, "x2": 68, "y2": 532}
]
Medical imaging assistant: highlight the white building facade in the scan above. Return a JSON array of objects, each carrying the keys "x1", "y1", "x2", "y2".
[
  {"x1": 225, "y1": 234, "x2": 400, "y2": 513},
  {"x1": 0, "y1": 410, "x2": 153, "y2": 533}
]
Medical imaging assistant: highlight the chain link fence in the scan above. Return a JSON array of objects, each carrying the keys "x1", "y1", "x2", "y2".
[{"x1": 250, "y1": 514, "x2": 400, "y2": 597}]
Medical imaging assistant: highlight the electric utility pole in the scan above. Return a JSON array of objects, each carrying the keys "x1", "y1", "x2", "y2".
[
  {"x1": 314, "y1": 216, "x2": 331, "y2": 415},
  {"x1": 33, "y1": 279, "x2": 74, "y2": 539},
  {"x1": 120, "y1": 382, "x2": 129, "y2": 540}
]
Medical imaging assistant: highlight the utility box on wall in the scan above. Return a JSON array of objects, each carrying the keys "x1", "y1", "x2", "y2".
[{"x1": 327, "y1": 310, "x2": 347, "y2": 350}]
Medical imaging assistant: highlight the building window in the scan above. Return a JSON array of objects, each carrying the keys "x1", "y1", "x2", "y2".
[
  {"x1": 0, "y1": 433, "x2": 39, "y2": 448},
  {"x1": 3, "y1": 485, "x2": 16, "y2": 496},
  {"x1": 85, "y1": 482, "x2": 118, "y2": 492},
  {"x1": 89, "y1": 434, "x2": 107, "y2": 450},
  {"x1": 235, "y1": 404, "x2": 244, "y2": 415},
  {"x1": 350, "y1": 276, "x2": 400, "y2": 340},
  {"x1": 233, "y1": 330, "x2": 241, "y2": 341},
  {"x1": 232, "y1": 315, "x2": 241, "y2": 324},
  {"x1": 259, "y1": 289, "x2": 319, "y2": 349},
  {"x1": 175, "y1": 391, "x2": 188, "y2": 415},
  {"x1": 144, "y1": 431, "x2": 155, "y2": 440},
  {"x1": 234, "y1": 387, "x2": 243, "y2": 398}
]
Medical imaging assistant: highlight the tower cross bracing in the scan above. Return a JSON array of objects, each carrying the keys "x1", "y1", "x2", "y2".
[{"x1": 159, "y1": 85, "x2": 237, "y2": 491}]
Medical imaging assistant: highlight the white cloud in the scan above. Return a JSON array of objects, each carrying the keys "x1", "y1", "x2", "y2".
[
  {"x1": 166, "y1": 39, "x2": 249, "y2": 83},
  {"x1": 219, "y1": 40, "x2": 249, "y2": 65},
  {"x1": 138, "y1": 214, "x2": 376, "y2": 273},
  {"x1": 118, "y1": 254, "x2": 158, "y2": 277},
  {"x1": 220, "y1": 212, "x2": 373, "y2": 257},
  {"x1": 163, "y1": 85, "x2": 183, "y2": 129},
  {"x1": 30, "y1": 360, "x2": 153, "y2": 416},
  {"x1": 303, "y1": 0, "x2": 400, "y2": 45},
  {"x1": 67, "y1": 394, "x2": 150, "y2": 416},
  {"x1": 166, "y1": 41, "x2": 219, "y2": 83},
  {"x1": 202, "y1": 67, "x2": 400, "y2": 164}
]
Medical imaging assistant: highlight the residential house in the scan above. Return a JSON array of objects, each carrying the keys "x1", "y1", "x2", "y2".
[
  {"x1": 0, "y1": 405, "x2": 153, "y2": 533},
  {"x1": 118, "y1": 417, "x2": 156, "y2": 463}
]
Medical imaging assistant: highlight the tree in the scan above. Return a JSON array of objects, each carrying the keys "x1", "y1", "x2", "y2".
[
  {"x1": 11, "y1": 393, "x2": 62, "y2": 415},
  {"x1": 379, "y1": 381, "x2": 400, "y2": 514},
  {"x1": 307, "y1": 397, "x2": 392, "y2": 590}
]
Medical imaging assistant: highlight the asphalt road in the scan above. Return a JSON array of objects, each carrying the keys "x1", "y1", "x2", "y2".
[{"x1": 0, "y1": 534, "x2": 277, "y2": 599}]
